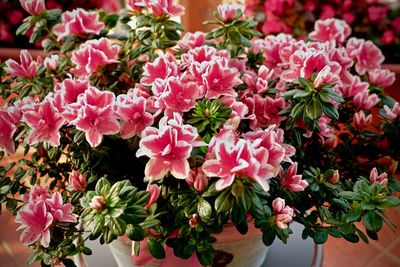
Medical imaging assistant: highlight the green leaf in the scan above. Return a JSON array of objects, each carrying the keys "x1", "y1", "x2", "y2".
[
  {"x1": 262, "y1": 228, "x2": 276, "y2": 246},
  {"x1": 95, "y1": 178, "x2": 111, "y2": 197},
  {"x1": 110, "y1": 217, "x2": 127, "y2": 236},
  {"x1": 305, "y1": 97, "x2": 323, "y2": 120},
  {"x1": 197, "y1": 198, "x2": 212, "y2": 222},
  {"x1": 231, "y1": 181, "x2": 244, "y2": 198},
  {"x1": 61, "y1": 259, "x2": 77, "y2": 267},
  {"x1": 214, "y1": 190, "x2": 232, "y2": 213},
  {"x1": 363, "y1": 211, "x2": 382, "y2": 232},
  {"x1": 314, "y1": 229, "x2": 328, "y2": 244},
  {"x1": 356, "y1": 229, "x2": 369, "y2": 244},
  {"x1": 126, "y1": 224, "x2": 145, "y2": 241},
  {"x1": 147, "y1": 239, "x2": 166, "y2": 259},
  {"x1": 6, "y1": 199, "x2": 17, "y2": 211},
  {"x1": 228, "y1": 30, "x2": 241, "y2": 45},
  {"x1": 339, "y1": 191, "x2": 357, "y2": 200}
]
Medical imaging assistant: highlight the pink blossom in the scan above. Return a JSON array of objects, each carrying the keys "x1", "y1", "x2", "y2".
[
  {"x1": 23, "y1": 101, "x2": 65, "y2": 147},
  {"x1": 314, "y1": 66, "x2": 341, "y2": 88},
  {"x1": 319, "y1": 4, "x2": 335, "y2": 19},
  {"x1": 0, "y1": 112, "x2": 16, "y2": 154},
  {"x1": 262, "y1": 17, "x2": 291, "y2": 35},
  {"x1": 346, "y1": 38, "x2": 384, "y2": 75},
  {"x1": 46, "y1": 192, "x2": 76, "y2": 223},
  {"x1": 265, "y1": 0, "x2": 294, "y2": 15},
  {"x1": 369, "y1": 167, "x2": 388, "y2": 187},
  {"x1": 70, "y1": 88, "x2": 120, "y2": 147},
  {"x1": 43, "y1": 54, "x2": 59, "y2": 70},
  {"x1": 69, "y1": 171, "x2": 87, "y2": 191},
  {"x1": 339, "y1": 76, "x2": 369, "y2": 98},
  {"x1": 353, "y1": 90, "x2": 379, "y2": 110},
  {"x1": 127, "y1": 0, "x2": 147, "y2": 13},
  {"x1": 309, "y1": 18, "x2": 351, "y2": 44},
  {"x1": 217, "y1": 3, "x2": 245, "y2": 22},
  {"x1": 368, "y1": 69, "x2": 396, "y2": 88},
  {"x1": 352, "y1": 111, "x2": 372, "y2": 130},
  {"x1": 19, "y1": 0, "x2": 45, "y2": 16},
  {"x1": 71, "y1": 38, "x2": 119, "y2": 78},
  {"x1": 162, "y1": 77, "x2": 200, "y2": 116},
  {"x1": 137, "y1": 114, "x2": 198, "y2": 180},
  {"x1": 187, "y1": 168, "x2": 208, "y2": 192},
  {"x1": 368, "y1": 5, "x2": 388, "y2": 22},
  {"x1": 53, "y1": 8, "x2": 105, "y2": 41},
  {"x1": 21, "y1": 185, "x2": 51, "y2": 203},
  {"x1": 203, "y1": 59, "x2": 242, "y2": 99},
  {"x1": 144, "y1": 184, "x2": 160, "y2": 209},
  {"x1": 54, "y1": 78, "x2": 90, "y2": 106},
  {"x1": 15, "y1": 201, "x2": 53, "y2": 247},
  {"x1": 342, "y1": 12, "x2": 355, "y2": 25},
  {"x1": 178, "y1": 32, "x2": 208, "y2": 50},
  {"x1": 148, "y1": 0, "x2": 185, "y2": 17},
  {"x1": 141, "y1": 54, "x2": 178, "y2": 86},
  {"x1": 115, "y1": 89, "x2": 154, "y2": 139},
  {"x1": 280, "y1": 163, "x2": 308, "y2": 192},
  {"x1": 272, "y1": 197, "x2": 294, "y2": 229},
  {"x1": 382, "y1": 102, "x2": 400, "y2": 121},
  {"x1": 391, "y1": 17, "x2": 400, "y2": 32},
  {"x1": 379, "y1": 30, "x2": 396, "y2": 45},
  {"x1": 4, "y1": 50, "x2": 38, "y2": 78}
]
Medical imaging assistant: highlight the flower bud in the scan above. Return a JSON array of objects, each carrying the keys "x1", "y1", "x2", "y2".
[
  {"x1": 187, "y1": 168, "x2": 208, "y2": 192},
  {"x1": 328, "y1": 170, "x2": 340, "y2": 184},
  {"x1": 19, "y1": 0, "x2": 45, "y2": 16},
  {"x1": 144, "y1": 184, "x2": 160, "y2": 209},
  {"x1": 69, "y1": 171, "x2": 87, "y2": 191},
  {"x1": 90, "y1": 196, "x2": 106, "y2": 211},
  {"x1": 189, "y1": 214, "x2": 199, "y2": 228},
  {"x1": 44, "y1": 55, "x2": 59, "y2": 71}
]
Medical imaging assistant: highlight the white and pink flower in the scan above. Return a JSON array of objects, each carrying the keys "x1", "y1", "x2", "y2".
[
  {"x1": 280, "y1": 163, "x2": 308, "y2": 192},
  {"x1": 309, "y1": 18, "x2": 351, "y2": 44},
  {"x1": 369, "y1": 167, "x2": 388, "y2": 187},
  {"x1": 19, "y1": 0, "x2": 45, "y2": 16},
  {"x1": 272, "y1": 197, "x2": 294, "y2": 229},
  {"x1": 368, "y1": 69, "x2": 396, "y2": 88},
  {"x1": 4, "y1": 50, "x2": 39, "y2": 78},
  {"x1": 53, "y1": 8, "x2": 104, "y2": 41}
]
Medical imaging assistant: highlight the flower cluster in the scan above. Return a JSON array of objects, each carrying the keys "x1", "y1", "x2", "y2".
[
  {"x1": 246, "y1": 0, "x2": 400, "y2": 63},
  {"x1": 0, "y1": 1, "x2": 399, "y2": 266}
]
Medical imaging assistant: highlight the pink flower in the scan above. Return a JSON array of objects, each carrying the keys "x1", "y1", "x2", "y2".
[
  {"x1": 70, "y1": 88, "x2": 120, "y2": 147},
  {"x1": 382, "y1": 102, "x2": 400, "y2": 121},
  {"x1": 319, "y1": 4, "x2": 335, "y2": 19},
  {"x1": 391, "y1": 17, "x2": 400, "y2": 32},
  {"x1": 353, "y1": 90, "x2": 379, "y2": 110},
  {"x1": 280, "y1": 163, "x2": 308, "y2": 192},
  {"x1": 53, "y1": 8, "x2": 104, "y2": 41},
  {"x1": 369, "y1": 167, "x2": 388, "y2": 187},
  {"x1": 71, "y1": 38, "x2": 119, "y2": 78},
  {"x1": 265, "y1": 0, "x2": 294, "y2": 15},
  {"x1": 162, "y1": 77, "x2": 200, "y2": 116},
  {"x1": 4, "y1": 50, "x2": 38, "y2": 78},
  {"x1": 203, "y1": 59, "x2": 242, "y2": 99},
  {"x1": 217, "y1": 3, "x2": 245, "y2": 22},
  {"x1": 141, "y1": 54, "x2": 178, "y2": 86},
  {"x1": 19, "y1": 0, "x2": 45, "y2": 16},
  {"x1": 148, "y1": 0, "x2": 185, "y2": 17},
  {"x1": 137, "y1": 114, "x2": 198, "y2": 180},
  {"x1": 272, "y1": 197, "x2": 294, "y2": 229},
  {"x1": 55, "y1": 78, "x2": 90, "y2": 106},
  {"x1": 368, "y1": 5, "x2": 388, "y2": 22},
  {"x1": 379, "y1": 30, "x2": 396, "y2": 45},
  {"x1": 187, "y1": 168, "x2": 208, "y2": 192},
  {"x1": 339, "y1": 76, "x2": 369, "y2": 98},
  {"x1": 23, "y1": 101, "x2": 65, "y2": 147},
  {"x1": 43, "y1": 54, "x2": 59, "y2": 71},
  {"x1": 144, "y1": 184, "x2": 160, "y2": 209},
  {"x1": 46, "y1": 192, "x2": 76, "y2": 223},
  {"x1": 346, "y1": 38, "x2": 384, "y2": 75},
  {"x1": 15, "y1": 201, "x2": 53, "y2": 247},
  {"x1": 352, "y1": 111, "x2": 372, "y2": 130},
  {"x1": 69, "y1": 171, "x2": 87, "y2": 191},
  {"x1": 0, "y1": 112, "x2": 16, "y2": 154},
  {"x1": 21, "y1": 185, "x2": 51, "y2": 203},
  {"x1": 178, "y1": 32, "x2": 208, "y2": 50},
  {"x1": 127, "y1": 0, "x2": 147, "y2": 13},
  {"x1": 314, "y1": 66, "x2": 341, "y2": 88},
  {"x1": 115, "y1": 89, "x2": 154, "y2": 139},
  {"x1": 368, "y1": 69, "x2": 396, "y2": 88},
  {"x1": 309, "y1": 18, "x2": 351, "y2": 44}
]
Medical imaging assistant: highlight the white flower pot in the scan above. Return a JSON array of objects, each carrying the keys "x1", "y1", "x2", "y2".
[{"x1": 108, "y1": 223, "x2": 269, "y2": 267}]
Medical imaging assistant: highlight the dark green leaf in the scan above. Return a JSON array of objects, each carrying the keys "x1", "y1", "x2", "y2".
[
  {"x1": 147, "y1": 239, "x2": 166, "y2": 259},
  {"x1": 305, "y1": 97, "x2": 323, "y2": 120},
  {"x1": 363, "y1": 211, "x2": 382, "y2": 232}
]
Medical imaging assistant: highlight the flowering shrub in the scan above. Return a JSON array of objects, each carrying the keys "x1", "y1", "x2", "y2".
[
  {"x1": 0, "y1": 0, "x2": 119, "y2": 48},
  {"x1": 0, "y1": 0, "x2": 400, "y2": 266},
  {"x1": 246, "y1": 0, "x2": 400, "y2": 63}
]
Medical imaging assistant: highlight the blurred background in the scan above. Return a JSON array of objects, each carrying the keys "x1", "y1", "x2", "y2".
[{"x1": 0, "y1": 0, "x2": 399, "y2": 266}]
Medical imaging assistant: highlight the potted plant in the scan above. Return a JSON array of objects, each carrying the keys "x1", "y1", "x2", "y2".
[{"x1": 0, "y1": 1, "x2": 399, "y2": 266}]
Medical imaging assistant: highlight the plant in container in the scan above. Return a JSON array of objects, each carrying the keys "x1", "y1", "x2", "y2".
[{"x1": 0, "y1": 1, "x2": 399, "y2": 267}]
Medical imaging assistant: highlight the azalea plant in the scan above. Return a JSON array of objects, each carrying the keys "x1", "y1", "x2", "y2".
[
  {"x1": 0, "y1": 0, "x2": 400, "y2": 266},
  {"x1": 246, "y1": 0, "x2": 400, "y2": 63}
]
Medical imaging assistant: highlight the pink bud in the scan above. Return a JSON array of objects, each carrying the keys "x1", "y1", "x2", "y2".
[
  {"x1": 19, "y1": 0, "x2": 45, "y2": 16},
  {"x1": 187, "y1": 168, "x2": 209, "y2": 192},
  {"x1": 90, "y1": 196, "x2": 106, "y2": 211},
  {"x1": 352, "y1": 111, "x2": 372, "y2": 130},
  {"x1": 69, "y1": 171, "x2": 87, "y2": 191},
  {"x1": 369, "y1": 168, "x2": 388, "y2": 187},
  {"x1": 144, "y1": 184, "x2": 160, "y2": 209},
  {"x1": 272, "y1": 198, "x2": 294, "y2": 229},
  {"x1": 44, "y1": 55, "x2": 59, "y2": 71},
  {"x1": 328, "y1": 170, "x2": 340, "y2": 184}
]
